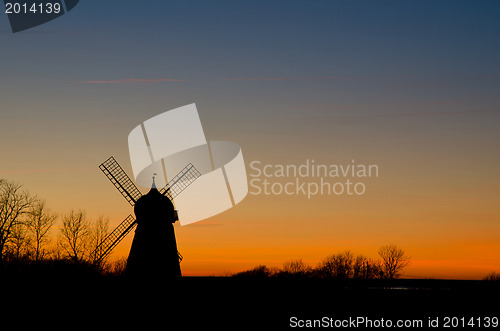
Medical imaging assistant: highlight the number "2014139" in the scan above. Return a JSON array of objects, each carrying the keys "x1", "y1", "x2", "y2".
[{"x1": 5, "y1": 2, "x2": 62, "y2": 14}]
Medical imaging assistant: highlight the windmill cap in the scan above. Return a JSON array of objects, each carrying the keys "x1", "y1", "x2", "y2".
[{"x1": 134, "y1": 187, "x2": 176, "y2": 224}]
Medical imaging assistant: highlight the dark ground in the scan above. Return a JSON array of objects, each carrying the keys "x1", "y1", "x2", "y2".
[
  {"x1": 2, "y1": 266, "x2": 499, "y2": 329},
  {"x1": 177, "y1": 277, "x2": 500, "y2": 329}
]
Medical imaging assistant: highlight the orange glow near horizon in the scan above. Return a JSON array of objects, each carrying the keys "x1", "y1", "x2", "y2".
[{"x1": 2, "y1": 141, "x2": 499, "y2": 281}]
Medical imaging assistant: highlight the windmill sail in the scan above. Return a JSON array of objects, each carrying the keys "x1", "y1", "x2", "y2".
[
  {"x1": 160, "y1": 163, "x2": 201, "y2": 200},
  {"x1": 99, "y1": 156, "x2": 143, "y2": 205},
  {"x1": 91, "y1": 214, "x2": 137, "y2": 264}
]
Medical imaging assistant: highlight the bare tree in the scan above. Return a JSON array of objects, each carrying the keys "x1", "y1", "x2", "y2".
[
  {"x1": 58, "y1": 210, "x2": 90, "y2": 262},
  {"x1": 378, "y1": 244, "x2": 411, "y2": 279},
  {"x1": 352, "y1": 255, "x2": 382, "y2": 279},
  {"x1": 26, "y1": 201, "x2": 57, "y2": 261},
  {"x1": 88, "y1": 216, "x2": 109, "y2": 265},
  {"x1": 318, "y1": 250, "x2": 354, "y2": 279},
  {"x1": 8, "y1": 222, "x2": 31, "y2": 260},
  {"x1": 483, "y1": 272, "x2": 500, "y2": 281},
  {"x1": 352, "y1": 255, "x2": 368, "y2": 278},
  {"x1": 282, "y1": 259, "x2": 311, "y2": 276},
  {"x1": 103, "y1": 257, "x2": 128, "y2": 276},
  {"x1": 0, "y1": 180, "x2": 36, "y2": 262}
]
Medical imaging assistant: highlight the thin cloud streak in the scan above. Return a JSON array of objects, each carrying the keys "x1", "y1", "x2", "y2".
[
  {"x1": 322, "y1": 109, "x2": 500, "y2": 119},
  {"x1": 294, "y1": 109, "x2": 500, "y2": 124},
  {"x1": 373, "y1": 109, "x2": 500, "y2": 118},
  {"x1": 222, "y1": 77, "x2": 285, "y2": 81},
  {"x1": 0, "y1": 167, "x2": 92, "y2": 175},
  {"x1": 79, "y1": 76, "x2": 344, "y2": 84},
  {"x1": 81, "y1": 78, "x2": 186, "y2": 84},
  {"x1": 220, "y1": 76, "x2": 343, "y2": 81}
]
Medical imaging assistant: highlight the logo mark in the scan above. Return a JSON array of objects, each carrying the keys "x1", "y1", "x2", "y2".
[{"x1": 128, "y1": 103, "x2": 248, "y2": 225}]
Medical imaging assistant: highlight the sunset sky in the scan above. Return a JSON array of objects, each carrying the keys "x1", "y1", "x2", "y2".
[{"x1": 1, "y1": 1, "x2": 499, "y2": 279}]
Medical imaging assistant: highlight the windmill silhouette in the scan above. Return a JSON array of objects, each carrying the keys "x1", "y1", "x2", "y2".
[{"x1": 91, "y1": 156, "x2": 201, "y2": 278}]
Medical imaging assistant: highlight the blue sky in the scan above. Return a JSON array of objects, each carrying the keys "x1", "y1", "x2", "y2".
[
  {"x1": 2, "y1": 0, "x2": 499, "y2": 180},
  {"x1": 2, "y1": 1, "x2": 499, "y2": 115}
]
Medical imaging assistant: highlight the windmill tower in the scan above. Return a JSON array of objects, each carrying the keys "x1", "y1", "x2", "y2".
[{"x1": 91, "y1": 156, "x2": 201, "y2": 279}]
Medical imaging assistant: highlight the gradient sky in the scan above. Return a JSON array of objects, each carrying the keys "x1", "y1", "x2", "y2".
[{"x1": 1, "y1": 0, "x2": 499, "y2": 278}]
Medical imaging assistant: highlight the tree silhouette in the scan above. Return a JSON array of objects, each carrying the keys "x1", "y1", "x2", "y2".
[
  {"x1": 317, "y1": 250, "x2": 355, "y2": 279},
  {"x1": 0, "y1": 179, "x2": 36, "y2": 262},
  {"x1": 58, "y1": 211, "x2": 110, "y2": 264},
  {"x1": 103, "y1": 257, "x2": 128, "y2": 276},
  {"x1": 483, "y1": 272, "x2": 500, "y2": 281},
  {"x1": 281, "y1": 259, "x2": 311, "y2": 277},
  {"x1": 9, "y1": 222, "x2": 31, "y2": 260},
  {"x1": 378, "y1": 244, "x2": 410, "y2": 279},
  {"x1": 88, "y1": 216, "x2": 110, "y2": 265},
  {"x1": 58, "y1": 210, "x2": 90, "y2": 262},
  {"x1": 26, "y1": 201, "x2": 57, "y2": 261},
  {"x1": 234, "y1": 265, "x2": 272, "y2": 278},
  {"x1": 352, "y1": 254, "x2": 382, "y2": 279}
]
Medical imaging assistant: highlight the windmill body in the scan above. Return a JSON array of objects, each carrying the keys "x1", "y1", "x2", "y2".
[{"x1": 126, "y1": 183, "x2": 181, "y2": 278}]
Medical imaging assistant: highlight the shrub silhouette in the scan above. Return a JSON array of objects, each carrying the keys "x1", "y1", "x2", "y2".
[
  {"x1": 317, "y1": 250, "x2": 355, "y2": 279},
  {"x1": 483, "y1": 272, "x2": 500, "y2": 281},
  {"x1": 278, "y1": 259, "x2": 312, "y2": 278},
  {"x1": 234, "y1": 265, "x2": 272, "y2": 278}
]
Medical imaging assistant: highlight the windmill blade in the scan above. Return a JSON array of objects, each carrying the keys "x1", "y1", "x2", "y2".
[
  {"x1": 159, "y1": 163, "x2": 201, "y2": 200},
  {"x1": 90, "y1": 214, "x2": 137, "y2": 264},
  {"x1": 99, "y1": 156, "x2": 142, "y2": 206}
]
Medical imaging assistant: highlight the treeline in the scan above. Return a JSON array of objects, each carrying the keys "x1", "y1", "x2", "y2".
[
  {"x1": 234, "y1": 246, "x2": 411, "y2": 280},
  {"x1": 0, "y1": 179, "x2": 124, "y2": 275}
]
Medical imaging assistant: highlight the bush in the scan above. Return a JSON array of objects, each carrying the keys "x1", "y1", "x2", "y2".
[
  {"x1": 483, "y1": 272, "x2": 500, "y2": 281},
  {"x1": 277, "y1": 259, "x2": 312, "y2": 278},
  {"x1": 234, "y1": 265, "x2": 272, "y2": 278}
]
